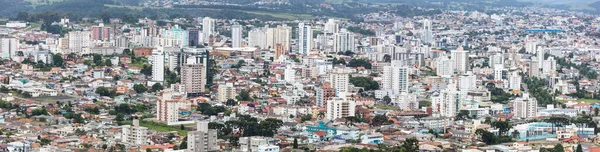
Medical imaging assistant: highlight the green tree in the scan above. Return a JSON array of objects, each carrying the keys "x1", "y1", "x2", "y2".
[
  {"x1": 293, "y1": 138, "x2": 298, "y2": 148},
  {"x1": 180, "y1": 136, "x2": 188, "y2": 149},
  {"x1": 104, "y1": 59, "x2": 113, "y2": 66},
  {"x1": 595, "y1": 107, "x2": 599, "y2": 116},
  {"x1": 371, "y1": 115, "x2": 389, "y2": 126},
  {"x1": 400, "y1": 138, "x2": 419, "y2": 152},
  {"x1": 576, "y1": 144, "x2": 583, "y2": 152},
  {"x1": 226, "y1": 99, "x2": 237, "y2": 106},
  {"x1": 492, "y1": 120, "x2": 511, "y2": 135},
  {"x1": 133, "y1": 84, "x2": 147, "y2": 93},
  {"x1": 146, "y1": 148, "x2": 151, "y2": 152},
  {"x1": 151, "y1": 83, "x2": 164, "y2": 92},
  {"x1": 554, "y1": 144, "x2": 564, "y2": 152},
  {"x1": 52, "y1": 53, "x2": 64, "y2": 67},
  {"x1": 383, "y1": 95, "x2": 392, "y2": 105},
  {"x1": 236, "y1": 90, "x2": 252, "y2": 101},
  {"x1": 349, "y1": 76, "x2": 380, "y2": 91}
]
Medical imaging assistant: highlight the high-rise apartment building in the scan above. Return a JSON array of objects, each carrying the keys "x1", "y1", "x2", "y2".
[
  {"x1": 0, "y1": 37, "x2": 19, "y2": 59},
  {"x1": 421, "y1": 19, "x2": 433, "y2": 44},
  {"x1": 298, "y1": 22, "x2": 313, "y2": 55},
  {"x1": 266, "y1": 25, "x2": 292, "y2": 51},
  {"x1": 326, "y1": 97, "x2": 356, "y2": 120},
  {"x1": 248, "y1": 28, "x2": 267, "y2": 49},
  {"x1": 162, "y1": 25, "x2": 189, "y2": 47},
  {"x1": 188, "y1": 27, "x2": 200, "y2": 46},
  {"x1": 202, "y1": 17, "x2": 216, "y2": 43},
  {"x1": 152, "y1": 47, "x2": 165, "y2": 83},
  {"x1": 187, "y1": 121, "x2": 218, "y2": 152},
  {"x1": 382, "y1": 60, "x2": 409, "y2": 94},
  {"x1": 181, "y1": 63, "x2": 206, "y2": 94},
  {"x1": 451, "y1": 46, "x2": 469, "y2": 74},
  {"x1": 231, "y1": 25, "x2": 243, "y2": 48},
  {"x1": 513, "y1": 93, "x2": 537, "y2": 119},
  {"x1": 436, "y1": 56, "x2": 455, "y2": 77},
  {"x1": 67, "y1": 31, "x2": 91, "y2": 54},
  {"x1": 328, "y1": 68, "x2": 349, "y2": 97},
  {"x1": 432, "y1": 83, "x2": 459, "y2": 117},
  {"x1": 218, "y1": 83, "x2": 237, "y2": 102},
  {"x1": 333, "y1": 29, "x2": 355, "y2": 53},
  {"x1": 121, "y1": 119, "x2": 147, "y2": 146},
  {"x1": 324, "y1": 19, "x2": 339, "y2": 33},
  {"x1": 91, "y1": 24, "x2": 112, "y2": 41}
]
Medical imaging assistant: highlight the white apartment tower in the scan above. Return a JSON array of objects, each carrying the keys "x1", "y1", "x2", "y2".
[
  {"x1": 202, "y1": 17, "x2": 216, "y2": 43},
  {"x1": 232, "y1": 25, "x2": 243, "y2": 48},
  {"x1": 151, "y1": 47, "x2": 165, "y2": 83},
  {"x1": 451, "y1": 46, "x2": 469, "y2": 74},
  {"x1": 284, "y1": 66, "x2": 296, "y2": 83},
  {"x1": 0, "y1": 37, "x2": 18, "y2": 59},
  {"x1": 324, "y1": 19, "x2": 339, "y2": 33},
  {"x1": 67, "y1": 31, "x2": 91, "y2": 54},
  {"x1": 459, "y1": 73, "x2": 477, "y2": 91},
  {"x1": 508, "y1": 72, "x2": 521, "y2": 90},
  {"x1": 329, "y1": 68, "x2": 349, "y2": 97},
  {"x1": 494, "y1": 64, "x2": 504, "y2": 81},
  {"x1": 121, "y1": 119, "x2": 148, "y2": 146},
  {"x1": 248, "y1": 28, "x2": 267, "y2": 49},
  {"x1": 267, "y1": 25, "x2": 292, "y2": 50},
  {"x1": 436, "y1": 56, "x2": 455, "y2": 77},
  {"x1": 333, "y1": 29, "x2": 355, "y2": 53},
  {"x1": 421, "y1": 19, "x2": 433, "y2": 44},
  {"x1": 187, "y1": 121, "x2": 218, "y2": 152},
  {"x1": 218, "y1": 83, "x2": 237, "y2": 102},
  {"x1": 543, "y1": 56, "x2": 557, "y2": 74},
  {"x1": 298, "y1": 23, "x2": 313, "y2": 55},
  {"x1": 382, "y1": 60, "x2": 409, "y2": 94},
  {"x1": 326, "y1": 97, "x2": 356, "y2": 120},
  {"x1": 396, "y1": 92, "x2": 417, "y2": 111},
  {"x1": 513, "y1": 93, "x2": 537, "y2": 119},
  {"x1": 432, "y1": 83, "x2": 459, "y2": 117},
  {"x1": 489, "y1": 53, "x2": 504, "y2": 68}
]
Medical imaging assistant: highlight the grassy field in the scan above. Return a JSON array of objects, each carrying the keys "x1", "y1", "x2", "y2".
[
  {"x1": 558, "y1": 98, "x2": 600, "y2": 103},
  {"x1": 25, "y1": 0, "x2": 64, "y2": 5},
  {"x1": 242, "y1": 11, "x2": 314, "y2": 20},
  {"x1": 122, "y1": 120, "x2": 188, "y2": 136},
  {"x1": 376, "y1": 105, "x2": 399, "y2": 110}
]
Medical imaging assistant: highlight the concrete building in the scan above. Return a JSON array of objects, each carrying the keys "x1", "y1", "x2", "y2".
[
  {"x1": 451, "y1": 46, "x2": 469, "y2": 74},
  {"x1": 421, "y1": 19, "x2": 433, "y2": 44},
  {"x1": 326, "y1": 97, "x2": 356, "y2": 120},
  {"x1": 382, "y1": 60, "x2": 409, "y2": 94},
  {"x1": 324, "y1": 19, "x2": 339, "y2": 33},
  {"x1": 508, "y1": 72, "x2": 521, "y2": 90},
  {"x1": 248, "y1": 28, "x2": 267, "y2": 49},
  {"x1": 202, "y1": 17, "x2": 216, "y2": 43},
  {"x1": 436, "y1": 56, "x2": 455, "y2": 77},
  {"x1": 0, "y1": 37, "x2": 18, "y2": 59},
  {"x1": 284, "y1": 66, "x2": 296, "y2": 83},
  {"x1": 151, "y1": 47, "x2": 165, "y2": 83},
  {"x1": 188, "y1": 27, "x2": 200, "y2": 46},
  {"x1": 459, "y1": 73, "x2": 477, "y2": 91},
  {"x1": 298, "y1": 22, "x2": 313, "y2": 55},
  {"x1": 432, "y1": 83, "x2": 459, "y2": 117},
  {"x1": 328, "y1": 68, "x2": 349, "y2": 97},
  {"x1": 181, "y1": 63, "x2": 206, "y2": 94},
  {"x1": 333, "y1": 29, "x2": 355, "y2": 53},
  {"x1": 218, "y1": 83, "x2": 237, "y2": 102},
  {"x1": 396, "y1": 92, "x2": 417, "y2": 111},
  {"x1": 162, "y1": 25, "x2": 189, "y2": 47},
  {"x1": 187, "y1": 121, "x2": 218, "y2": 152},
  {"x1": 67, "y1": 31, "x2": 91, "y2": 54},
  {"x1": 91, "y1": 24, "x2": 112, "y2": 41},
  {"x1": 266, "y1": 25, "x2": 292, "y2": 51},
  {"x1": 513, "y1": 93, "x2": 537, "y2": 119},
  {"x1": 239, "y1": 136, "x2": 270, "y2": 152},
  {"x1": 232, "y1": 25, "x2": 243, "y2": 48},
  {"x1": 121, "y1": 119, "x2": 148, "y2": 146},
  {"x1": 156, "y1": 92, "x2": 189, "y2": 123}
]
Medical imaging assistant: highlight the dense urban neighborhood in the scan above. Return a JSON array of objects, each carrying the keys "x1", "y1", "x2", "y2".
[{"x1": 3, "y1": 0, "x2": 600, "y2": 152}]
